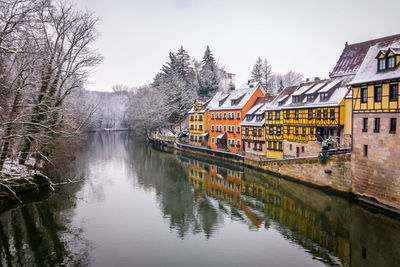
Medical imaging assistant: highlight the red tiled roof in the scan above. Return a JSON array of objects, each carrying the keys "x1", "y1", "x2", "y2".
[{"x1": 330, "y1": 34, "x2": 400, "y2": 78}]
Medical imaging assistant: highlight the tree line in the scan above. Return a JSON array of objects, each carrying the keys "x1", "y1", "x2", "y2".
[
  {"x1": 125, "y1": 45, "x2": 226, "y2": 136},
  {"x1": 0, "y1": 0, "x2": 102, "y2": 174}
]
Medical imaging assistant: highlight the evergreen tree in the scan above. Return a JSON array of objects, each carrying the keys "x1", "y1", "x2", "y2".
[
  {"x1": 198, "y1": 45, "x2": 220, "y2": 98},
  {"x1": 251, "y1": 57, "x2": 263, "y2": 84}
]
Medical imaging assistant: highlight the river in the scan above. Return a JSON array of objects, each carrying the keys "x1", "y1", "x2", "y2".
[{"x1": 0, "y1": 132, "x2": 399, "y2": 267}]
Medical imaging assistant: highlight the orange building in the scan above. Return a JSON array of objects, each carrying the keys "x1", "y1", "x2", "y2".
[{"x1": 207, "y1": 82, "x2": 265, "y2": 152}]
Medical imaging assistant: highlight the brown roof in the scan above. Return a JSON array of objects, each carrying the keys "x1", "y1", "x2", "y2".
[
  {"x1": 274, "y1": 85, "x2": 298, "y2": 105},
  {"x1": 330, "y1": 33, "x2": 400, "y2": 78}
]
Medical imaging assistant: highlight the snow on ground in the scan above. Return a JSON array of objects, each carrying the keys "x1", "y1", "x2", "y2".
[{"x1": 1, "y1": 159, "x2": 38, "y2": 180}]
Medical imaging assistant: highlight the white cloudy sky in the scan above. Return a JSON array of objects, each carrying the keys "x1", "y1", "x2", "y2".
[{"x1": 77, "y1": 0, "x2": 400, "y2": 91}]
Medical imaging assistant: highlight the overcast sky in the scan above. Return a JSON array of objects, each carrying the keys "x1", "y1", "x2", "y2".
[{"x1": 77, "y1": 0, "x2": 400, "y2": 91}]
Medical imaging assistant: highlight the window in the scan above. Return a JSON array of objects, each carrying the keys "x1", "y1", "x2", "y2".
[
  {"x1": 237, "y1": 126, "x2": 240, "y2": 133},
  {"x1": 285, "y1": 110, "x2": 290, "y2": 119},
  {"x1": 245, "y1": 128, "x2": 249, "y2": 135},
  {"x1": 361, "y1": 87, "x2": 368, "y2": 103},
  {"x1": 275, "y1": 111, "x2": 280, "y2": 120},
  {"x1": 258, "y1": 129, "x2": 262, "y2": 136},
  {"x1": 317, "y1": 110, "x2": 322, "y2": 119},
  {"x1": 362, "y1": 118, "x2": 368, "y2": 132},
  {"x1": 247, "y1": 141, "x2": 250, "y2": 148},
  {"x1": 211, "y1": 137, "x2": 215, "y2": 144},
  {"x1": 256, "y1": 115, "x2": 263, "y2": 121},
  {"x1": 236, "y1": 139, "x2": 241, "y2": 146},
  {"x1": 195, "y1": 124, "x2": 197, "y2": 130},
  {"x1": 323, "y1": 110, "x2": 328, "y2": 120},
  {"x1": 223, "y1": 125, "x2": 226, "y2": 132},
  {"x1": 277, "y1": 127, "x2": 281, "y2": 136},
  {"x1": 268, "y1": 141, "x2": 272, "y2": 149},
  {"x1": 273, "y1": 142, "x2": 277, "y2": 150},
  {"x1": 374, "y1": 118, "x2": 380, "y2": 133},
  {"x1": 190, "y1": 124, "x2": 194, "y2": 130},
  {"x1": 295, "y1": 127, "x2": 299, "y2": 135},
  {"x1": 308, "y1": 109, "x2": 313, "y2": 119},
  {"x1": 389, "y1": 84, "x2": 398, "y2": 101},
  {"x1": 287, "y1": 126, "x2": 291, "y2": 134},
  {"x1": 295, "y1": 110, "x2": 299, "y2": 119},
  {"x1": 199, "y1": 115, "x2": 203, "y2": 121},
  {"x1": 253, "y1": 129, "x2": 257, "y2": 135},
  {"x1": 223, "y1": 112, "x2": 227, "y2": 119},
  {"x1": 211, "y1": 113, "x2": 214, "y2": 119},
  {"x1": 302, "y1": 127, "x2": 306, "y2": 136},
  {"x1": 301, "y1": 146, "x2": 305, "y2": 153},
  {"x1": 190, "y1": 115, "x2": 194, "y2": 121},
  {"x1": 310, "y1": 128, "x2": 314, "y2": 135},
  {"x1": 387, "y1": 56, "x2": 395, "y2": 69},
  {"x1": 307, "y1": 95, "x2": 315, "y2": 102},
  {"x1": 390, "y1": 118, "x2": 397, "y2": 133},
  {"x1": 293, "y1": 96, "x2": 301, "y2": 103},
  {"x1": 330, "y1": 109, "x2": 335, "y2": 120},
  {"x1": 374, "y1": 86, "x2": 382, "y2": 102},
  {"x1": 378, "y1": 58, "x2": 386, "y2": 71},
  {"x1": 268, "y1": 112, "x2": 273, "y2": 120},
  {"x1": 278, "y1": 142, "x2": 282, "y2": 151},
  {"x1": 199, "y1": 125, "x2": 203, "y2": 131},
  {"x1": 269, "y1": 126, "x2": 274, "y2": 135},
  {"x1": 363, "y1": 145, "x2": 368, "y2": 157},
  {"x1": 237, "y1": 112, "x2": 241, "y2": 119},
  {"x1": 290, "y1": 144, "x2": 292, "y2": 151},
  {"x1": 320, "y1": 93, "x2": 329, "y2": 101}
]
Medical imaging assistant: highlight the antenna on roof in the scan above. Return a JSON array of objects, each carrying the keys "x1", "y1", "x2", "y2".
[{"x1": 345, "y1": 41, "x2": 348, "y2": 47}]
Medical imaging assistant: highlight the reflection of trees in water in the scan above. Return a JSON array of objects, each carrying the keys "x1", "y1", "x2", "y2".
[
  {"x1": 129, "y1": 143, "x2": 224, "y2": 239},
  {"x1": 0, "y1": 183, "x2": 90, "y2": 267}
]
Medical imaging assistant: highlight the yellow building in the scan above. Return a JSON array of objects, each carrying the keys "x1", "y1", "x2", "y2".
[
  {"x1": 263, "y1": 86, "x2": 298, "y2": 159},
  {"x1": 281, "y1": 78, "x2": 352, "y2": 157},
  {"x1": 188, "y1": 99, "x2": 211, "y2": 146},
  {"x1": 349, "y1": 38, "x2": 400, "y2": 210}
]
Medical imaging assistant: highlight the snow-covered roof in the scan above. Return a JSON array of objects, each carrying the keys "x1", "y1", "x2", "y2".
[
  {"x1": 350, "y1": 41, "x2": 400, "y2": 85},
  {"x1": 208, "y1": 83, "x2": 262, "y2": 111},
  {"x1": 292, "y1": 84, "x2": 315, "y2": 96},
  {"x1": 246, "y1": 103, "x2": 264, "y2": 115},
  {"x1": 305, "y1": 81, "x2": 328, "y2": 94},
  {"x1": 318, "y1": 79, "x2": 342, "y2": 93}
]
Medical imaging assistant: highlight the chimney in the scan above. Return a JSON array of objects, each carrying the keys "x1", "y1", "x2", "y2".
[
  {"x1": 345, "y1": 41, "x2": 348, "y2": 47},
  {"x1": 306, "y1": 78, "x2": 309, "y2": 82},
  {"x1": 248, "y1": 80, "x2": 251, "y2": 85},
  {"x1": 314, "y1": 77, "x2": 320, "y2": 81}
]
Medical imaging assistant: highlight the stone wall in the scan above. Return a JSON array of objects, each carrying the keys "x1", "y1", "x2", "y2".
[
  {"x1": 245, "y1": 153, "x2": 352, "y2": 192},
  {"x1": 243, "y1": 140, "x2": 266, "y2": 154},
  {"x1": 283, "y1": 140, "x2": 321, "y2": 158},
  {"x1": 351, "y1": 113, "x2": 400, "y2": 210}
]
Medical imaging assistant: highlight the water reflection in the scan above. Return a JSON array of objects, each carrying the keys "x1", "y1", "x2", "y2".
[
  {"x1": 0, "y1": 132, "x2": 398, "y2": 267},
  {"x1": 181, "y1": 156, "x2": 400, "y2": 267}
]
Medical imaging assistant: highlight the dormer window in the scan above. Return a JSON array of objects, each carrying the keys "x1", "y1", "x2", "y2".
[
  {"x1": 378, "y1": 58, "x2": 386, "y2": 71},
  {"x1": 307, "y1": 95, "x2": 315, "y2": 102},
  {"x1": 292, "y1": 96, "x2": 301, "y2": 103},
  {"x1": 388, "y1": 56, "x2": 396, "y2": 69},
  {"x1": 246, "y1": 115, "x2": 253, "y2": 121},
  {"x1": 256, "y1": 115, "x2": 263, "y2": 121},
  {"x1": 320, "y1": 93, "x2": 329, "y2": 101},
  {"x1": 268, "y1": 112, "x2": 273, "y2": 120}
]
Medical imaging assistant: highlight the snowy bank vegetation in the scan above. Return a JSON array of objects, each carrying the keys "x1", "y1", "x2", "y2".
[{"x1": 0, "y1": 0, "x2": 102, "y2": 191}]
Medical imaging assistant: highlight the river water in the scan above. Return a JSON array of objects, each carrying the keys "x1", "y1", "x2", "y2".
[{"x1": 0, "y1": 132, "x2": 399, "y2": 267}]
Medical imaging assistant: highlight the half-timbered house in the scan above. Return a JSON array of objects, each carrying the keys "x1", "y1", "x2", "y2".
[{"x1": 188, "y1": 99, "x2": 211, "y2": 146}]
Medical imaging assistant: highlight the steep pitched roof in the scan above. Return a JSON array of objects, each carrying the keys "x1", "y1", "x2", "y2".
[
  {"x1": 330, "y1": 34, "x2": 400, "y2": 78},
  {"x1": 350, "y1": 40, "x2": 400, "y2": 85},
  {"x1": 208, "y1": 82, "x2": 264, "y2": 111}
]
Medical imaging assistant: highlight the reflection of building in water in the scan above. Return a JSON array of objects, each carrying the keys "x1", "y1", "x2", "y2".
[
  {"x1": 207, "y1": 165, "x2": 242, "y2": 208},
  {"x1": 242, "y1": 180, "x2": 350, "y2": 265},
  {"x1": 188, "y1": 159, "x2": 208, "y2": 193}
]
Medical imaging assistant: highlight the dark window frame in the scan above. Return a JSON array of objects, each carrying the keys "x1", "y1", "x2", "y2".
[
  {"x1": 389, "y1": 84, "x2": 398, "y2": 101},
  {"x1": 374, "y1": 118, "x2": 380, "y2": 133},
  {"x1": 390, "y1": 118, "x2": 397, "y2": 134},
  {"x1": 387, "y1": 56, "x2": 396, "y2": 69},
  {"x1": 362, "y1": 118, "x2": 368, "y2": 132},
  {"x1": 374, "y1": 86, "x2": 382, "y2": 102},
  {"x1": 361, "y1": 87, "x2": 368, "y2": 103},
  {"x1": 378, "y1": 58, "x2": 386, "y2": 71}
]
